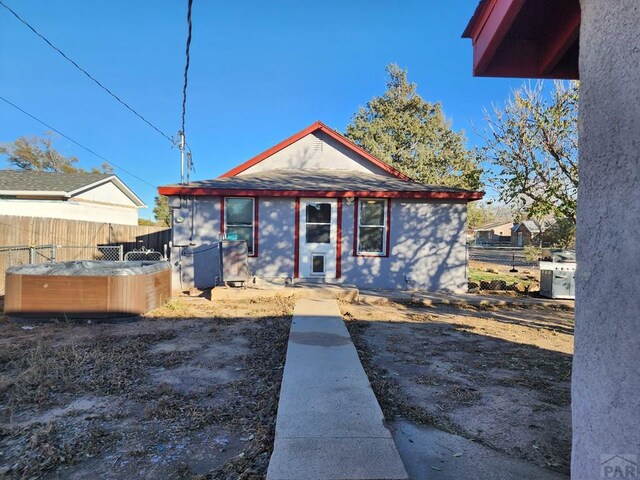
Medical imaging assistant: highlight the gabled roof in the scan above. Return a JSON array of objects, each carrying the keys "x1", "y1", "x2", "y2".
[
  {"x1": 514, "y1": 220, "x2": 541, "y2": 233},
  {"x1": 220, "y1": 121, "x2": 411, "y2": 180},
  {"x1": 0, "y1": 170, "x2": 146, "y2": 207},
  {"x1": 158, "y1": 169, "x2": 483, "y2": 200}
]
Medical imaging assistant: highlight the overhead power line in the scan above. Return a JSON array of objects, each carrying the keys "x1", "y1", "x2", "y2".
[
  {"x1": 179, "y1": 0, "x2": 194, "y2": 184},
  {"x1": 181, "y1": 0, "x2": 194, "y2": 138},
  {"x1": 0, "y1": 95, "x2": 156, "y2": 189},
  {"x1": 0, "y1": 0, "x2": 174, "y2": 145}
]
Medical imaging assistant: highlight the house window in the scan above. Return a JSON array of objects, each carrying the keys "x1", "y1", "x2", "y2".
[
  {"x1": 357, "y1": 199, "x2": 388, "y2": 255},
  {"x1": 305, "y1": 202, "x2": 331, "y2": 243},
  {"x1": 224, "y1": 197, "x2": 255, "y2": 255}
]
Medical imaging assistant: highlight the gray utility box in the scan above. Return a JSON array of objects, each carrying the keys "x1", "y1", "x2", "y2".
[
  {"x1": 220, "y1": 240, "x2": 249, "y2": 285},
  {"x1": 539, "y1": 250, "x2": 576, "y2": 299}
]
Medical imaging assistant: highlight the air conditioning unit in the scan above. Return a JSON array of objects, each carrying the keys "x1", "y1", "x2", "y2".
[{"x1": 221, "y1": 240, "x2": 249, "y2": 286}]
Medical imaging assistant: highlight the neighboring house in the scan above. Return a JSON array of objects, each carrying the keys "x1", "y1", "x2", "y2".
[
  {"x1": 158, "y1": 121, "x2": 483, "y2": 292},
  {"x1": 511, "y1": 220, "x2": 555, "y2": 247},
  {"x1": 0, "y1": 170, "x2": 145, "y2": 226},
  {"x1": 473, "y1": 220, "x2": 513, "y2": 245},
  {"x1": 512, "y1": 220, "x2": 540, "y2": 246}
]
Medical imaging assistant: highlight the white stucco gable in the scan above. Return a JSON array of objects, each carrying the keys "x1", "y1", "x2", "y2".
[
  {"x1": 220, "y1": 121, "x2": 409, "y2": 180},
  {"x1": 239, "y1": 130, "x2": 395, "y2": 177}
]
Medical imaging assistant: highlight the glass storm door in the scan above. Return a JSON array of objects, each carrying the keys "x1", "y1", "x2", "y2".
[{"x1": 299, "y1": 198, "x2": 338, "y2": 279}]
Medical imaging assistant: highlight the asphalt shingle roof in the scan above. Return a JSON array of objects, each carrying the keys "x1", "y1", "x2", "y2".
[
  {"x1": 0, "y1": 170, "x2": 112, "y2": 193},
  {"x1": 162, "y1": 169, "x2": 477, "y2": 194}
]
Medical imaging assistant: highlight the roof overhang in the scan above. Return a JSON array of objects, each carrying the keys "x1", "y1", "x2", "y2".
[
  {"x1": 157, "y1": 186, "x2": 484, "y2": 201},
  {"x1": 70, "y1": 175, "x2": 147, "y2": 208},
  {"x1": 463, "y1": 0, "x2": 580, "y2": 79},
  {"x1": 0, "y1": 190, "x2": 69, "y2": 198}
]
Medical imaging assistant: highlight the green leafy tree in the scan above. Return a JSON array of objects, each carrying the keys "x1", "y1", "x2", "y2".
[
  {"x1": 345, "y1": 64, "x2": 482, "y2": 190},
  {"x1": 481, "y1": 81, "x2": 578, "y2": 224},
  {"x1": 153, "y1": 195, "x2": 171, "y2": 226},
  {"x1": 0, "y1": 133, "x2": 112, "y2": 174}
]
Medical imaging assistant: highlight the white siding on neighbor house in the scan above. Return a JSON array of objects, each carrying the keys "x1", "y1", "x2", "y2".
[
  {"x1": 75, "y1": 181, "x2": 136, "y2": 206},
  {"x1": 239, "y1": 131, "x2": 395, "y2": 177},
  {"x1": 170, "y1": 195, "x2": 468, "y2": 293},
  {"x1": 1, "y1": 198, "x2": 139, "y2": 225}
]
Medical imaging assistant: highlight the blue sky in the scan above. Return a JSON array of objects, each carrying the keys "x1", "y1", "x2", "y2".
[{"x1": 1, "y1": 1, "x2": 526, "y2": 219}]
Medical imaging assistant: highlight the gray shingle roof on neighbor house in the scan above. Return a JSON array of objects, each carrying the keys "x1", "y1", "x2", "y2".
[
  {"x1": 513, "y1": 220, "x2": 542, "y2": 233},
  {"x1": 163, "y1": 169, "x2": 479, "y2": 195},
  {"x1": 0, "y1": 170, "x2": 112, "y2": 193}
]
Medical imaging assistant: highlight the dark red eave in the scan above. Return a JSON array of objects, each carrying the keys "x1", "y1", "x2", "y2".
[
  {"x1": 156, "y1": 186, "x2": 484, "y2": 201},
  {"x1": 219, "y1": 121, "x2": 411, "y2": 180},
  {"x1": 463, "y1": 0, "x2": 580, "y2": 80}
]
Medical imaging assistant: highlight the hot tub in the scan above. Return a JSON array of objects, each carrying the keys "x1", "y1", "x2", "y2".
[{"x1": 5, "y1": 261, "x2": 171, "y2": 319}]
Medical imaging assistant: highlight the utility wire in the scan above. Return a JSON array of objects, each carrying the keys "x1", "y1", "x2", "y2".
[
  {"x1": 0, "y1": 95, "x2": 156, "y2": 189},
  {"x1": 181, "y1": 0, "x2": 194, "y2": 138},
  {"x1": 0, "y1": 0, "x2": 174, "y2": 145}
]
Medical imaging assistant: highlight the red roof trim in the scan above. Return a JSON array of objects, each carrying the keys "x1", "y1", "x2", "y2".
[
  {"x1": 336, "y1": 198, "x2": 342, "y2": 278},
  {"x1": 463, "y1": 0, "x2": 580, "y2": 79},
  {"x1": 158, "y1": 187, "x2": 483, "y2": 201},
  {"x1": 219, "y1": 121, "x2": 410, "y2": 180},
  {"x1": 293, "y1": 197, "x2": 300, "y2": 279}
]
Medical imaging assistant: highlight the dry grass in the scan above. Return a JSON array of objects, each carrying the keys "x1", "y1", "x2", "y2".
[
  {"x1": 343, "y1": 301, "x2": 573, "y2": 474},
  {"x1": 0, "y1": 294, "x2": 296, "y2": 479}
]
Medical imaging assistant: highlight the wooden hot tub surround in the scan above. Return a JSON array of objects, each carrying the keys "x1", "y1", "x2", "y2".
[{"x1": 5, "y1": 261, "x2": 171, "y2": 319}]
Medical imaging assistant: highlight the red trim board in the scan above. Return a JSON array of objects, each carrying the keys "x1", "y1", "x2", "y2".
[
  {"x1": 158, "y1": 187, "x2": 484, "y2": 201},
  {"x1": 336, "y1": 198, "x2": 342, "y2": 279},
  {"x1": 293, "y1": 197, "x2": 300, "y2": 279},
  {"x1": 219, "y1": 121, "x2": 410, "y2": 180}
]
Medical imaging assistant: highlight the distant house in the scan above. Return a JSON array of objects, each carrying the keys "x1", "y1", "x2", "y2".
[
  {"x1": 473, "y1": 220, "x2": 514, "y2": 245},
  {"x1": 511, "y1": 220, "x2": 543, "y2": 246},
  {"x1": 159, "y1": 121, "x2": 483, "y2": 292},
  {"x1": 0, "y1": 170, "x2": 145, "y2": 226}
]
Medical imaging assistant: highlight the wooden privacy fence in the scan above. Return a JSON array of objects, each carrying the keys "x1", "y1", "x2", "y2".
[
  {"x1": 0, "y1": 216, "x2": 170, "y2": 252},
  {"x1": 0, "y1": 216, "x2": 171, "y2": 294}
]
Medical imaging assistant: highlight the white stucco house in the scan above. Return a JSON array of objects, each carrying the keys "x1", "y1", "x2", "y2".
[
  {"x1": 0, "y1": 170, "x2": 145, "y2": 225},
  {"x1": 159, "y1": 121, "x2": 483, "y2": 291}
]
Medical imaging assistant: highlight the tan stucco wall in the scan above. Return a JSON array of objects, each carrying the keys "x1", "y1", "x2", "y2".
[{"x1": 573, "y1": 1, "x2": 640, "y2": 477}]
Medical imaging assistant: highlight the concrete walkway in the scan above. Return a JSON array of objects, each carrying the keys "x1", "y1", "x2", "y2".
[{"x1": 267, "y1": 298, "x2": 408, "y2": 480}]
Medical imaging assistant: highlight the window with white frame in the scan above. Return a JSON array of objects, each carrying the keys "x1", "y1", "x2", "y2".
[
  {"x1": 225, "y1": 197, "x2": 255, "y2": 255},
  {"x1": 357, "y1": 199, "x2": 387, "y2": 255}
]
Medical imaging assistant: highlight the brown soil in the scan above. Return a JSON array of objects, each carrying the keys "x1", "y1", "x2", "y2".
[
  {"x1": 341, "y1": 301, "x2": 573, "y2": 475},
  {"x1": 0, "y1": 294, "x2": 296, "y2": 479}
]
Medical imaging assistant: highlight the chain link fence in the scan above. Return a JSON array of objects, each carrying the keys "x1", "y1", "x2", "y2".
[
  {"x1": 468, "y1": 246, "x2": 539, "y2": 269},
  {"x1": 54, "y1": 245, "x2": 123, "y2": 262},
  {"x1": 0, "y1": 244, "x2": 125, "y2": 294}
]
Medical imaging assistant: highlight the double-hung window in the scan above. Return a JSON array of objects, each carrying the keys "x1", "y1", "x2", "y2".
[
  {"x1": 357, "y1": 199, "x2": 388, "y2": 255},
  {"x1": 224, "y1": 197, "x2": 255, "y2": 255}
]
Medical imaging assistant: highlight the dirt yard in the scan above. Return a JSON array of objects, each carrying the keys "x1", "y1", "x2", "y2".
[
  {"x1": 341, "y1": 300, "x2": 573, "y2": 476},
  {"x1": 0, "y1": 294, "x2": 295, "y2": 479}
]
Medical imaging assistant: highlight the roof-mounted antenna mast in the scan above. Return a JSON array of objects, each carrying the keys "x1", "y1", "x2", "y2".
[{"x1": 179, "y1": 131, "x2": 185, "y2": 185}]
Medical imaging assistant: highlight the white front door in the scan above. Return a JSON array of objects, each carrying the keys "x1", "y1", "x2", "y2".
[{"x1": 299, "y1": 198, "x2": 337, "y2": 279}]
